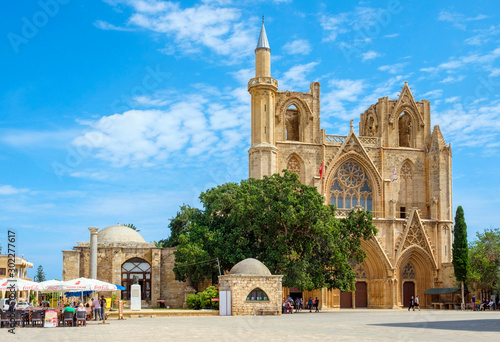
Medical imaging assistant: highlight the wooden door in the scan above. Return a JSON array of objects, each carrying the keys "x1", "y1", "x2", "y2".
[
  {"x1": 355, "y1": 282, "x2": 368, "y2": 308},
  {"x1": 340, "y1": 291, "x2": 352, "y2": 308},
  {"x1": 403, "y1": 281, "x2": 415, "y2": 307}
]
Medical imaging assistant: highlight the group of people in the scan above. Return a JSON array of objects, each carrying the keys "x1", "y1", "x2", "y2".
[
  {"x1": 282, "y1": 297, "x2": 320, "y2": 314},
  {"x1": 408, "y1": 295, "x2": 420, "y2": 311},
  {"x1": 63, "y1": 295, "x2": 107, "y2": 325},
  {"x1": 471, "y1": 295, "x2": 498, "y2": 311}
]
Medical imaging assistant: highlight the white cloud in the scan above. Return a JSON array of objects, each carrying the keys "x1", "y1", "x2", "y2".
[
  {"x1": 279, "y1": 62, "x2": 319, "y2": 89},
  {"x1": 440, "y1": 75, "x2": 465, "y2": 83},
  {"x1": 0, "y1": 129, "x2": 76, "y2": 148},
  {"x1": 93, "y1": 20, "x2": 135, "y2": 31},
  {"x1": 445, "y1": 96, "x2": 460, "y2": 103},
  {"x1": 420, "y1": 89, "x2": 443, "y2": 99},
  {"x1": 378, "y1": 62, "x2": 408, "y2": 74},
  {"x1": 321, "y1": 75, "x2": 413, "y2": 126},
  {"x1": 433, "y1": 100, "x2": 500, "y2": 151},
  {"x1": 420, "y1": 48, "x2": 500, "y2": 74},
  {"x1": 465, "y1": 25, "x2": 500, "y2": 46},
  {"x1": 72, "y1": 84, "x2": 250, "y2": 167},
  {"x1": 0, "y1": 185, "x2": 29, "y2": 195},
  {"x1": 438, "y1": 10, "x2": 488, "y2": 30},
  {"x1": 384, "y1": 33, "x2": 399, "y2": 38},
  {"x1": 320, "y1": 5, "x2": 402, "y2": 44},
  {"x1": 101, "y1": 1, "x2": 257, "y2": 62},
  {"x1": 322, "y1": 79, "x2": 367, "y2": 120},
  {"x1": 361, "y1": 50, "x2": 381, "y2": 62},
  {"x1": 282, "y1": 39, "x2": 312, "y2": 55}
]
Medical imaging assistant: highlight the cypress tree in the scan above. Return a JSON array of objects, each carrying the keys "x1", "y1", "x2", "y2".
[{"x1": 452, "y1": 206, "x2": 469, "y2": 310}]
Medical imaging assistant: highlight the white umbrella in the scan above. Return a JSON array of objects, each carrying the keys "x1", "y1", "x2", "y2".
[
  {"x1": 62, "y1": 277, "x2": 118, "y2": 291},
  {"x1": 38, "y1": 279, "x2": 65, "y2": 292},
  {"x1": 61, "y1": 277, "x2": 118, "y2": 304},
  {"x1": 38, "y1": 279, "x2": 65, "y2": 307},
  {"x1": 0, "y1": 278, "x2": 42, "y2": 291}
]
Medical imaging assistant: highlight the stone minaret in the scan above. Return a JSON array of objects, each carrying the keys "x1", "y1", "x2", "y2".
[{"x1": 248, "y1": 18, "x2": 278, "y2": 179}]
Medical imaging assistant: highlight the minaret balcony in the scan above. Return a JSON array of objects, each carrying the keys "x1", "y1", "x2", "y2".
[{"x1": 248, "y1": 77, "x2": 278, "y2": 91}]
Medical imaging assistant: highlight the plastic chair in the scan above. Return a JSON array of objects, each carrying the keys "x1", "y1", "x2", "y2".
[
  {"x1": 63, "y1": 311, "x2": 74, "y2": 327},
  {"x1": 31, "y1": 310, "x2": 43, "y2": 327},
  {"x1": 14, "y1": 310, "x2": 24, "y2": 327},
  {"x1": 76, "y1": 310, "x2": 86, "y2": 327},
  {"x1": 0, "y1": 311, "x2": 10, "y2": 328}
]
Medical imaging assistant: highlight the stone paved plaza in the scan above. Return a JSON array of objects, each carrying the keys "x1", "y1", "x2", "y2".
[{"x1": 2, "y1": 310, "x2": 500, "y2": 341}]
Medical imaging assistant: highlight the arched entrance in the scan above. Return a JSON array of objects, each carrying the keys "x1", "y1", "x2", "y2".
[
  {"x1": 397, "y1": 246, "x2": 435, "y2": 308},
  {"x1": 121, "y1": 257, "x2": 151, "y2": 300}
]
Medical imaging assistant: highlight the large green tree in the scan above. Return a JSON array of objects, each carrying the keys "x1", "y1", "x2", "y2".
[
  {"x1": 172, "y1": 170, "x2": 377, "y2": 291},
  {"x1": 452, "y1": 206, "x2": 469, "y2": 310},
  {"x1": 468, "y1": 228, "x2": 500, "y2": 293}
]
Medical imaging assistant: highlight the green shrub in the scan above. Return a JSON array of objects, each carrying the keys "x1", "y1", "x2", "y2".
[
  {"x1": 185, "y1": 286, "x2": 219, "y2": 310},
  {"x1": 186, "y1": 293, "x2": 201, "y2": 309}
]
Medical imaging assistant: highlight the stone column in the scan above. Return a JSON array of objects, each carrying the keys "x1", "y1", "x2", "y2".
[{"x1": 88, "y1": 227, "x2": 99, "y2": 279}]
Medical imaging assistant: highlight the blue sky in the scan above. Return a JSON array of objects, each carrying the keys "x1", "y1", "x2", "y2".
[{"x1": 1, "y1": 0, "x2": 499, "y2": 280}]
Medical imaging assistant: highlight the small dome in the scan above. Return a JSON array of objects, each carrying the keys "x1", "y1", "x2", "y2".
[
  {"x1": 98, "y1": 225, "x2": 146, "y2": 244},
  {"x1": 229, "y1": 258, "x2": 271, "y2": 276}
]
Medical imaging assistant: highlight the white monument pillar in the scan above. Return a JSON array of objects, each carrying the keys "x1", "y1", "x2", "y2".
[
  {"x1": 88, "y1": 227, "x2": 99, "y2": 279},
  {"x1": 130, "y1": 283, "x2": 141, "y2": 311}
]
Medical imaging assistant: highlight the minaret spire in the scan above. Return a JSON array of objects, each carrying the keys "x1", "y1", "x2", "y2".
[{"x1": 256, "y1": 16, "x2": 270, "y2": 51}]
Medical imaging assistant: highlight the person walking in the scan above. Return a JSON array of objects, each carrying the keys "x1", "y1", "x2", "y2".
[
  {"x1": 295, "y1": 298, "x2": 300, "y2": 313},
  {"x1": 408, "y1": 296, "x2": 414, "y2": 311},
  {"x1": 414, "y1": 295, "x2": 420, "y2": 311},
  {"x1": 314, "y1": 297, "x2": 320, "y2": 312},
  {"x1": 471, "y1": 295, "x2": 476, "y2": 311},
  {"x1": 308, "y1": 297, "x2": 313, "y2": 313},
  {"x1": 91, "y1": 297, "x2": 101, "y2": 320},
  {"x1": 299, "y1": 298, "x2": 304, "y2": 311}
]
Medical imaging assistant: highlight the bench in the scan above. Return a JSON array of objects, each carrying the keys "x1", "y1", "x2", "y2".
[
  {"x1": 254, "y1": 305, "x2": 281, "y2": 316},
  {"x1": 431, "y1": 302, "x2": 455, "y2": 310}
]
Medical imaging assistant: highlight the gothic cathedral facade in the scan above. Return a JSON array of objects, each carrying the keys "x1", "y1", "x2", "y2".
[{"x1": 248, "y1": 22, "x2": 455, "y2": 308}]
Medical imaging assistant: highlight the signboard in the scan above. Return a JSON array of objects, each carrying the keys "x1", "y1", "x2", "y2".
[
  {"x1": 119, "y1": 300, "x2": 123, "y2": 320},
  {"x1": 44, "y1": 310, "x2": 58, "y2": 328}
]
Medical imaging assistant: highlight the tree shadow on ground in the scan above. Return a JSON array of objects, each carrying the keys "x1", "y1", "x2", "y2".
[{"x1": 371, "y1": 319, "x2": 500, "y2": 332}]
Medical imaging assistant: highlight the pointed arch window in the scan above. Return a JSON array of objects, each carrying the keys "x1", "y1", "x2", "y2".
[
  {"x1": 398, "y1": 112, "x2": 412, "y2": 147},
  {"x1": 402, "y1": 262, "x2": 415, "y2": 279},
  {"x1": 285, "y1": 105, "x2": 300, "y2": 141},
  {"x1": 246, "y1": 288, "x2": 269, "y2": 301},
  {"x1": 329, "y1": 161, "x2": 372, "y2": 211},
  {"x1": 287, "y1": 155, "x2": 301, "y2": 176}
]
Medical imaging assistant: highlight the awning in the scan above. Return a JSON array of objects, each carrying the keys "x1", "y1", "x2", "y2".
[{"x1": 424, "y1": 287, "x2": 469, "y2": 295}]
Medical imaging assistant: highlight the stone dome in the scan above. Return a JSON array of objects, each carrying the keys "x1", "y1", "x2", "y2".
[
  {"x1": 229, "y1": 258, "x2": 272, "y2": 276},
  {"x1": 98, "y1": 225, "x2": 146, "y2": 244}
]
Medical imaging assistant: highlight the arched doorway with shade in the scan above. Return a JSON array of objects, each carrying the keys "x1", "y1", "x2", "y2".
[{"x1": 121, "y1": 257, "x2": 152, "y2": 301}]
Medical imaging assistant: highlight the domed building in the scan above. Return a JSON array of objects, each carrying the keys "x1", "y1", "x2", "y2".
[
  {"x1": 62, "y1": 225, "x2": 189, "y2": 308},
  {"x1": 218, "y1": 258, "x2": 283, "y2": 315}
]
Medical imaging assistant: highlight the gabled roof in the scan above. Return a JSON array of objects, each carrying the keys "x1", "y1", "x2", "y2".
[{"x1": 389, "y1": 82, "x2": 424, "y2": 127}]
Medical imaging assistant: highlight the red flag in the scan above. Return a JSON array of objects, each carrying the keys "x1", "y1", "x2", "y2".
[{"x1": 319, "y1": 162, "x2": 324, "y2": 179}]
